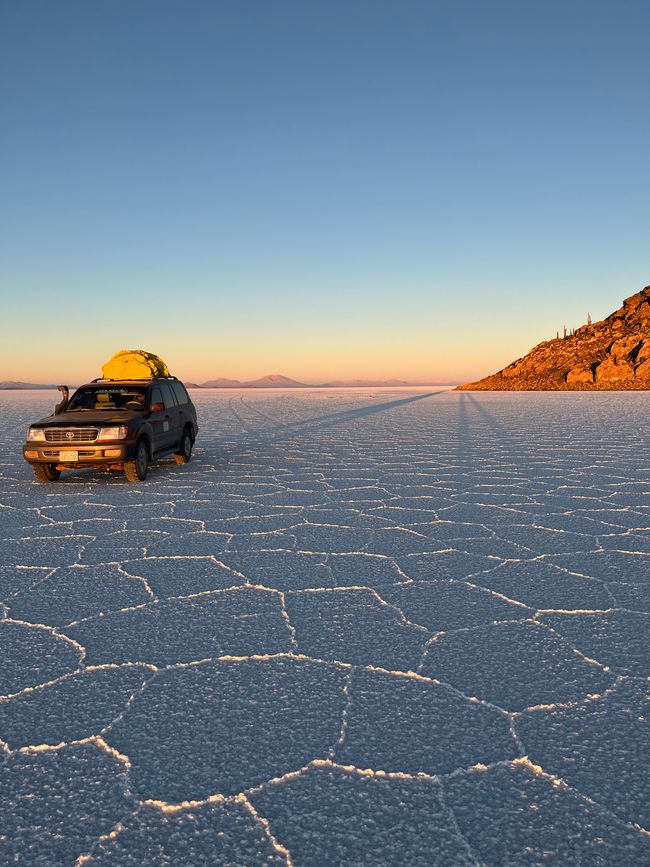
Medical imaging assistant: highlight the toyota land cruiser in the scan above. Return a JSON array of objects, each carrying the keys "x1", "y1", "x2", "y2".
[{"x1": 23, "y1": 377, "x2": 199, "y2": 483}]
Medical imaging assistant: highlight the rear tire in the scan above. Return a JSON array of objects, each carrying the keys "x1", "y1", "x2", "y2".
[
  {"x1": 174, "y1": 429, "x2": 193, "y2": 464},
  {"x1": 124, "y1": 440, "x2": 149, "y2": 482},
  {"x1": 32, "y1": 464, "x2": 61, "y2": 483}
]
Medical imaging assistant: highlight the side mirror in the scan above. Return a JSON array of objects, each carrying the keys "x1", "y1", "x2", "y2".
[
  {"x1": 55, "y1": 385, "x2": 69, "y2": 415},
  {"x1": 151, "y1": 401, "x2": 165, "y2": 413}
]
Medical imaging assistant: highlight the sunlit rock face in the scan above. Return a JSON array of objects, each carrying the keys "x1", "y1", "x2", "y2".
[{"x1": 460, "y1": 284, "x2": 650, "y2": 389}]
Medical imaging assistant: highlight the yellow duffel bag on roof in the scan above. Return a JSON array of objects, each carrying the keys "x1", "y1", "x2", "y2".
[{"x1": 102, "y1": 350, "x2": 170, "y2": 380}]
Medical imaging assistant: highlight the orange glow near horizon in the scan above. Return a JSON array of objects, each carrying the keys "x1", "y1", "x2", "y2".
[{"x1": 0, "y1": 330, "x2": 517, "y2": 386}]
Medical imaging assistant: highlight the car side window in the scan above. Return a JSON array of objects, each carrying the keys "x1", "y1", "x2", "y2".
[
  {"x1": 171, "y1": 381, "x2": 189, "y2": 405},
  {"x1": 150, "y1": 387, "x2": 163, "y2": 409},
  {"x1": 159, "y1": 382, "x2": 177, "y2": 408}
]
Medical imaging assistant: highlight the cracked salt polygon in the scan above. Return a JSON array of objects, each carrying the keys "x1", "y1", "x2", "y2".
[
  {"x1": 9, "y1": 564, "x2": 151, "y2": 627},
  {"x1": 79, "y1": 800, "x2": 288, "y2": 865},
  {"x1": 305, "y1": 507, "x2": 392, "y2": 529},
  {"x1": 14, "y1": 518, "x2": 120, "y2": 538},
  {"x1": 397, "y1": 550, "x2": 495, "y2": 582},
  {"x1": 436, "y1": 502, "x2": 532, "y2": 527},
  {"x1": 367, "y1": 506, "x2": 440, "y2": 526},
  {"x1": 227, "y1": 530, "x2": 298, "y2": 552},
  {"x1": 539, "y1": 610, "x2": 650, "y2": 676},
  {"x1": 3, "y1": 535, "x2": 87, "y2": 567},
  {"x1": 535, "y1": 511, "x2": 631, "y2": 534},
  {"x1": 0, "y1": 664, "x2": 154, "y2": 748},
  {"x1": 363, "y1": 527, "x2": 450, "y2": 557},
  {"x1": 326, "y1": 553, "x2": 403, "y2": 589},
  {"x1": 336, "y1": 667, "x2": 518, "y2": 775},
  {"x1": 0, "y1": 742, "x2": 132, "y2": 864},
  {"x1": 435, "y1": 535, "x2": 533, "y2": 559},
  {"x1": 606, "y1": 582, "x2": 650, "y2": 612},
  {"x1": 400, "y1": 519, "x2": 494, "y2": 541},
  {"x1": 0, "y1": 565, "x2": 50, "y2": 599},
  {"x1": 473, "y1": 560, "x2": 613, "y2": 611},
  {"x1": 64, "y1": 587, "x2": 292, "y2": 665},
  {"x1": 421, "y1": 621, "x2": 613, "y2": 712},
  {"x1": 122, "y1": 556, "x2": 241, "y2": 597},
  {"x1": 285, "y1": 588, "x2": 429, "y2": 670},
  {"x1": 107, "y1": 657, "x2": 348, "y2": 800},
  {"x1": 444, "y1": 760, "x2": 650, "y2": 865},
  {"x1": 209, "y1": 513, "x2": 300, "y2": 534},
  {"x1": 1, "y1": 620, "x2": 82, "y2": 695},
  {"x1": 79, "y1": 546, "x2": 146, "y2": 566},
  {"x1": 517, "y1": 678, "x2": 650, "y2": 828},
  {"x1": 248, "y1": 763, "x2": 473, "y2": 866},
  {"x1": 292, "y1": 524, "x2": 372, "y2": 554},
  {"x1": 220, "y1": 550, "x2": 334, "y2": 591},
  {"x1": 143, "y1": 531, "x2": 231, "y2": 558},
  {"x1": 548, "y1": 549, "x2": 650, "y2": 584},
  {"x1": 383, "y1": 579, "x2": 530, "y2": 632},
  {"x1": 485, "y1": 524, "x2": 600, "y2": 556},
  {"x1": 598, "y1": 533, "x2": 650, "y2": 555}
]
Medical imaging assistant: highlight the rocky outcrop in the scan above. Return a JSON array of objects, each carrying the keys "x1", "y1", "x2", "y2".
[{"x1": 459, "y1": 285, "x2": 650, "y2": 390}]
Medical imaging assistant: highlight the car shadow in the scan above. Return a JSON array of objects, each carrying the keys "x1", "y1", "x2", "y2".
[{"x1": 229, "y1": 390, "x2": 446, "y2": 443}]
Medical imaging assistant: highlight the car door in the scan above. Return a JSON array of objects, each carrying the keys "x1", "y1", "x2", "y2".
[
  {"x1": 148, "y1": 385, "x2": 174, "y2": 453},
  {"x1": 158, "y1": 382, "x2": 183, "y2": 450},
  {"x1": 171, "y1": 380, "x2": 193, "y2": 435}
]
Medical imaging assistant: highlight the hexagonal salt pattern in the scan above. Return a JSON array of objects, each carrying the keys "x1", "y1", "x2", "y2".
[{"x1": 2, "y1": 388, "x2": 649, "y2": 863}]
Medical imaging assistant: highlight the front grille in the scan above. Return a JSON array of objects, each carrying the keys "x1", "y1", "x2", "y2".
[
  {"x1": 44, "y1": 428, "x2": 99, "y2": 443},
  {"x1": 43, "y1": 449, "x2": 96, "y2": 457}
]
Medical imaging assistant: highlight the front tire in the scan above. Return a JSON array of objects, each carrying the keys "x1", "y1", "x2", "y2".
[
  {"x1": 124, "y1": 440, "x2": 149, "y2": 482},
  {"x1": 174, "y1": 429, "x2": 193, "y2": 464},
  {"x1": 32, "y1": 464, "x2": 61, "y2": 483}
]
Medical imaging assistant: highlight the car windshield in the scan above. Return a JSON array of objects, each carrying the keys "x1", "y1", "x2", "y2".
[{"x1": 66, "y1": 386, "x2": 148, "y2": 411}]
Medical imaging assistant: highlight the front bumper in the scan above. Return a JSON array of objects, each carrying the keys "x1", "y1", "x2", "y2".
[{"x1": 23, "y1": 441, "x2": 138, "y2": 465}]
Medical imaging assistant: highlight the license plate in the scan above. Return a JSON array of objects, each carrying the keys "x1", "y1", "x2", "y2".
[{"x1": 59, "y1": 450, "x2": 78, "y2": 461}]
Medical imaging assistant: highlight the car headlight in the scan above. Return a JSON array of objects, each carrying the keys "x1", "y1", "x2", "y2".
[
  {"x1": 27, "y1": 428, "x2": 46, "y2": 441},
  {"x1": 97, "y1": 426, "x2": 129, "y2": 441}
]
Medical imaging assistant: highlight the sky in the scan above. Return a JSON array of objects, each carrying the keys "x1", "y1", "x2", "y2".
[{"x1": 1, "y1": 0, "x2": 648, "y2": 384}]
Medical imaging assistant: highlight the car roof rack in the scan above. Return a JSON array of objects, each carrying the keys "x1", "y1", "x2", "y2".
[{"x1": 90, "y1": 376, "x2": 181, "y2": 383}]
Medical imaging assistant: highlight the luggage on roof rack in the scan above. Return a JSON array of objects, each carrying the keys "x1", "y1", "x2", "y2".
[{"x1": 101, "y1": 350, "x2": 170, "y2": 380}]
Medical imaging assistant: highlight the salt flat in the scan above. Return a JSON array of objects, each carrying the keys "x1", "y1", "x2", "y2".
[{"x1": 1, "y1": 388, "x2": 649, "y2": 865}]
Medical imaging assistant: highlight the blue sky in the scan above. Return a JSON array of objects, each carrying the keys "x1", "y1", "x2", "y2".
[{"x1": 1, "y1": 0, "x2": 648, "y2": 383}]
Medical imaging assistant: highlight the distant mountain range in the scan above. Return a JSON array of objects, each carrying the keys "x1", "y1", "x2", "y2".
[
  {"x1": 193, "y1": 374, "x2": 454, "y2": 388},
  {"x1": 199, "y1": 374, "x2": 306, "y2": 388},
  {"x1": 0, "y1": 381, "x2": 58, "y2": 389}
]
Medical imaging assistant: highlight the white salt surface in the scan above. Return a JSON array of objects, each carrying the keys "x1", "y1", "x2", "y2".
[{"x1": 0, "y1": 388, "x2": 649, "y2": 865}]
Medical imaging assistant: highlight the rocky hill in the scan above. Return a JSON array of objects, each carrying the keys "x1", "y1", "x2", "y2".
[{"x1": 459, "y1": 284, "x2": 650, "y2": 390}]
